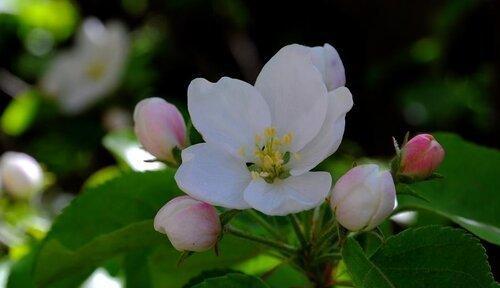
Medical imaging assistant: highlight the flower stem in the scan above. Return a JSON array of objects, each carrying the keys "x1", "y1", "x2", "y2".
[
  {"x1": 224, "y1": 226, "x2": 297, "y2": 254},
  {"x1": 288, "y1": 214, "x2": 308, "y2": 248},
  {"x1": 247, "y1": 210, "x2": 283, "y2": 240}
]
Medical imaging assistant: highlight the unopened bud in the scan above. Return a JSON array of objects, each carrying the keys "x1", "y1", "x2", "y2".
[
  {"x1": 133, "y1": 98, "x2": 187, "y2": 163},
  {"x1": 399, "y1": 134, "x2": 445, "y2": 180},
  {"x1": 0, "y1": 152, "x2": 43, "y2": 200},
  {"x1": 154, "y1": 196, "x2": 221, "y2": 252},
  {"x1": 330, "y1": 164, "x2": 396, "y2": 231}
]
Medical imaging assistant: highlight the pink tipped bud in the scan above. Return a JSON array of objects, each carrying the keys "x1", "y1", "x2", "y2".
[
  {"x1": 133, "y1": 98, "x2": 187, "y2": 163},
  {"x1": 154, "y1": 196, "x2": 221, "y2": 252},
  {"x1": 399, "y1": 134, "x2": 445, "y2": 180},
  {"x1": 330, "y1": 164, "x2": 396, "y2": 231},
  {"x1": 0, "y1": 152, "x2": 44, "y2": 200}
]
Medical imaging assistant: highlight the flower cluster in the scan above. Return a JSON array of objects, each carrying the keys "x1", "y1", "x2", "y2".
[{"x1": 133, "y1": 44, "x2": 445, "y2": 255}]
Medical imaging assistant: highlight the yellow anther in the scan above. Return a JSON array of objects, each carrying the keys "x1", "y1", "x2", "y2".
[
  {"x1": 264, "y1": 127, "x2": 276, "y2": 137},
  {"x1": 282, "y1": 133, "x2": 293, "y2": 145}
]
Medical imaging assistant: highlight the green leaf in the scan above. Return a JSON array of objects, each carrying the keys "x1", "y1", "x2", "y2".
[
  {"x1": 7, "y1": 247, "x2": 92, "y2": 288},
  {"x1": 182, "y1": 269, "x2": 242, "y2": 288},
  {"x1": 146, "y1": 236, "x2": 263, "y2": 287},
  {"x1": 191, "y1": 273, "x2": 269, "y2": 288},
  {"x1": 342, "y1": 226, "x2": 496, "y2": 288},
  {"x1": 33, "y1": 170, "x2": 181, "y2": 287},
  {"x1": 397, "y1": 133, "x2": 500, "y2": 245},
  {"x1": 1, "y1": 90, "x2": 40, "y2": 136}
]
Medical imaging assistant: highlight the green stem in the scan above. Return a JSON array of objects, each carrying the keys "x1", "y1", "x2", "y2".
[
  {"x1": 288, "y1": 214, "x2": 308, "y2": 248},
  {"x1": 313, "y1": 252, "x2": 342, "y2": 264},
  {"x1": 247, "y1": 210, "x2": 283, "y2": 240},
  {"x1": 225, "y1": 226, "x2": 297, "y2": 254},
  {"x1": 310, "y1": 206, "x2": 322, "y2": 241}
]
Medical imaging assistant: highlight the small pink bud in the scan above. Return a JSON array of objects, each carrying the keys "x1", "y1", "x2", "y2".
[
  {"x1": 133, "y1": 98, "x2": 187, "y2": 163},
  {"x1": 399, "y1": 134, "x2": 445, "y2": 180},
  {"x1": 0, "y1": 152, "x2": 44, "y2": 200},
  {"x1": 154, "y1": 196, "x2": 221, "y2": 252},
  {"x1": 330, "y1": 164, "x2": 396, "y2": 231}
]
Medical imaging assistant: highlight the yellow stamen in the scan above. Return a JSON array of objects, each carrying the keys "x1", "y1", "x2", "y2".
[
  {"x1": 250, "y1": 126, "x2": 295, "y2": 182},
  {"x1": 264, "y1": 127, "x2": 276, "y2": 137},
  {"x1": 282, "y1": 133, "x2": 293, "y2": 145}
]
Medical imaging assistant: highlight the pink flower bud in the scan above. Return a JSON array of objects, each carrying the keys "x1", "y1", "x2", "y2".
[
  {"x1": 154, "y1": 196, "x2": 221, "y2": 252},
  {"x1": 133, "y1": 98, "x2": 187, "y2": 163},
  {"x1": 330, "y1": 164, "x2": 396, "y2": 231},
  {"x1": 0, "y1": 152, "x2": 43, "y2": 200},
  {"x1": 399, "y1": 134, "x2": 445, "y2": 180}
]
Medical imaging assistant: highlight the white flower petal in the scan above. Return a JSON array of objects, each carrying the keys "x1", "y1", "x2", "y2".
[
  {"x1": 243, "y1": 172, "x2": 331, "y2": 216},
  {"x1": 175, "y1": 143, "x2": 252, "y2": 209},
  {"x1": 290, "y1": 87, "x2": 353, "y2": 175},
  {"x1": 255, "y1": 44, "x2": 328, "y2": 152},
  {"x1": 310, "y1": 44, "x2": 346, "y2": 91},
  {"x1": 188, "y1": 77, "x2": 271, "y2": 160}
]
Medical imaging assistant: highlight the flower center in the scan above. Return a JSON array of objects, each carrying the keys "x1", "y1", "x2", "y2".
[
  {"x1": 246, "y1": 127, "x2": 295, "y2": 183},
  {"x1": 85, "y1": 61, "x2": 106, "y2": 81}
]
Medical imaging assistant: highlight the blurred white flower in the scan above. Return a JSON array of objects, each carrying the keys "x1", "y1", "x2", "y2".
[
  {"x1": 82, "y1": 268, "x2": 122, "y2": 288},
  {"x1": 40, "y1": 17, "x2": 129, "y2": 114},
  {"x1": 0, "y1": 152, "x2": 44, "y2": 200},
  {"x1": 176, "y1": 44, "x2": 353, "y2": 216}
]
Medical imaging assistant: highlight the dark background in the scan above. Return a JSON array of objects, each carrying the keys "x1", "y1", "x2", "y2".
[{"x1": 0, "y1": 0, "x2": 498, "y2": 280}]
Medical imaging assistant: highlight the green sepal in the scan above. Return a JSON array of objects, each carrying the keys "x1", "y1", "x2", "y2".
[
  {"x1": 278, "y1": 170, "x2": 291, "y2": 179},
  {"x1": 177, "y1": 251, "x2": 194, "y2": 267},
  {"x1": 282, "y1": 151, "x2": 291, "y2": 164}
]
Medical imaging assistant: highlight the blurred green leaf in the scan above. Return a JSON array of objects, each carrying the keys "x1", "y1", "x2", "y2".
[
  {"x1": 7, "y1": 246, "x2": 92, "y2": 288},
  {"x1": 399, "y1": 78, "x2": 492, "y2": 129},
  {"x1": 190, "y1": 273, "x2": 269, "y2": 288},
  {"x1": 1, "y1": 90, "x2": 40, "y2": 136},
  {"x1": 398, "y1": 133, "x2": 500, "y2": 245},
  {"x1": 83, "y1": 166, "x2": 122, "y2": 189},
  {"x1": 342, "y1": 226, "x2": 496, "y2": 288},
  {"x1": 16, "y1": 0, "x2": 78, "y2": 41},
  {"x1": 33, "y1": 170, "x2": 180, "y2": 287}
]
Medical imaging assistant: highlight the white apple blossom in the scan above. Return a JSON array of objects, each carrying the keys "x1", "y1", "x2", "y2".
[
  {"x1": 40, "y1": 17, "x2": 129, "y2": 114},
  {"x1": 175, "y1": 44, "x2": 353, "y2": 216}
]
